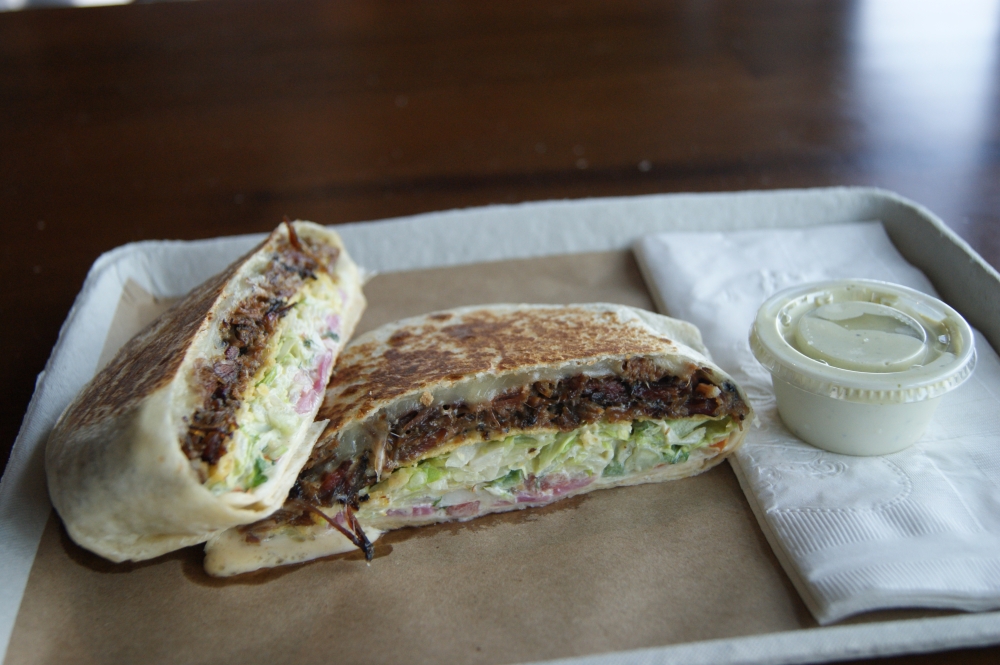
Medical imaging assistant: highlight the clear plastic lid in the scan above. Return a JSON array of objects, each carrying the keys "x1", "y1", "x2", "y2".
[{"x1": 749, "y1": 279, "x2": 976, "y2": 403}]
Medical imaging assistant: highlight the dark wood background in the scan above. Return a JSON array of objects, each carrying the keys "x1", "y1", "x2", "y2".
[{"x1": 2, "y1": 1, "x2": 999, "y2": 662}]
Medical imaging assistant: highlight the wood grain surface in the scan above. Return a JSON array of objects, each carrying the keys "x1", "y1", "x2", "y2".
[{"x1": 2, "y1": 1, "x2": 999, "y2": 662}]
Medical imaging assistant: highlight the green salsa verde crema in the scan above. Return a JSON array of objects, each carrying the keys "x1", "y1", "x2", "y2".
[
  {"x1": 205, "y1": 272, "x2": 343, "y2": 495},
  {"x1": 360, "y1": 415, "x2": 739, "y2": 517}
]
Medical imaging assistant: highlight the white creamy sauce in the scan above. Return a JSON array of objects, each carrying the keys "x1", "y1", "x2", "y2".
[{"x1": 794, "y1": 302, "x2": 928, "y2": 372}]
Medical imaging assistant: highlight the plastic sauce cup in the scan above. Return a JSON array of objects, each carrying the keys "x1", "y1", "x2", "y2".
[{"x1": 749, "y1": 279, "x2": 976, "y2": 456}]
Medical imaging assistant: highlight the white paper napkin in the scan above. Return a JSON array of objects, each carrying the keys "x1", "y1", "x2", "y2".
[{"x1": 635, "y1": 221, "x2": 1000, "y2": 624}]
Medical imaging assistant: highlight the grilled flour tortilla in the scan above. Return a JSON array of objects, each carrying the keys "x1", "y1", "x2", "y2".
[
  {"x1": 205, "y1": 303, "x2": 752, "y2": 576},
  {"x1": 46, "y1": 221, "x2": 366, "y2": 562}
]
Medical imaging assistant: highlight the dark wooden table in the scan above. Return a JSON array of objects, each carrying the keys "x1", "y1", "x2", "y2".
[{"x1": 2, "y1": 1, "x2": 999, "y2": 663}]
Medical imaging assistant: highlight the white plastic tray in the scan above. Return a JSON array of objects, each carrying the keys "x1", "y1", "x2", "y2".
[{"x1": 3, "y1": 187, "x2": 1000, "y2": 664}]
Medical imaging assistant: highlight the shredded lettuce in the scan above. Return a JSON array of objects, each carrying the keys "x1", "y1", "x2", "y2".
[
  {"x1": 364, "y1": 416, "x2": 738, "y2": 513},
  {"x1": 249, "y1": 457, "x2": 269, "y2": 488}
]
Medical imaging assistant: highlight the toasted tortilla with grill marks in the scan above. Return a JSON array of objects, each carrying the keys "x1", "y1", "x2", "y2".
[
  {"x1": 46, "y1": 221, "x2": 366, "y2": 563},
  {"x1": 205, "y1": 304, "x2": 752, "y2": 576}
]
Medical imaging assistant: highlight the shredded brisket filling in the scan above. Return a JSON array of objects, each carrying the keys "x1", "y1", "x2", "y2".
[
  {"x1": 255, "y1": 358, "x2": 748, "y2": 551},
  {"x1": 182, "y1": 225, "x2": 339, "y2": 473}
]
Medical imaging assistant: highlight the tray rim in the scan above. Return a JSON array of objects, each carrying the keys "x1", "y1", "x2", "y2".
[{"x1": 3, "y1": 186, "x2": 999, "y2": 665}]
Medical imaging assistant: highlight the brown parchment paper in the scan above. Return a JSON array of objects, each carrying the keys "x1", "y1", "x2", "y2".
[{"x1": 6, "y1": 250, "x2": 815, "y2": 665}]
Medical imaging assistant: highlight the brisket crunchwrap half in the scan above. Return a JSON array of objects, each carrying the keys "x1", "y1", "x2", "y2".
[
  {"x1": 46, "y1": 221, "x2": 366, "y2": 562},
  {"x1": 205, "y1": 303, "x2": 752, "y2": 576}
]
